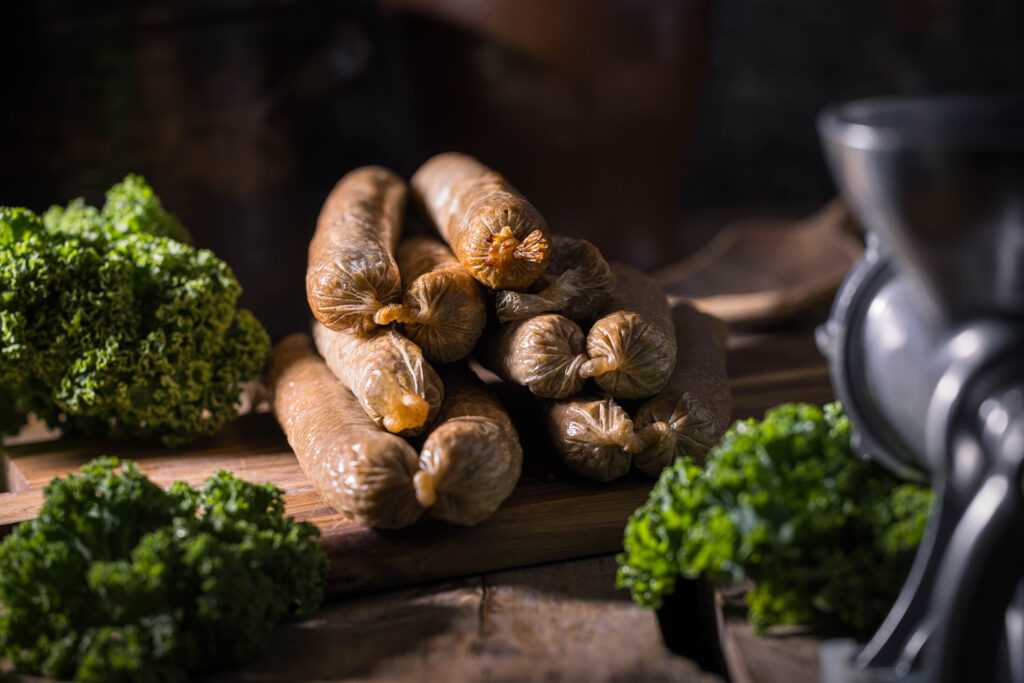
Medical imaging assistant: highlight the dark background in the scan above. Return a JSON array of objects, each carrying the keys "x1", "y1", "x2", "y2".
[{"x1": 1, "y1": 0, "x2": 1021, "y2": 339}]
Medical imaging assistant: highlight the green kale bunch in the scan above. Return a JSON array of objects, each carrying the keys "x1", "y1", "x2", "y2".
[
  {"x1": 616, "y1": 402, "x2": 932, "y2": 635},
  {"x1": 0, "y1": 175, "x2": 269, "y2": 446},
  {"x1": 0, "y1": 457, "x2": 328, "y2": 682}
]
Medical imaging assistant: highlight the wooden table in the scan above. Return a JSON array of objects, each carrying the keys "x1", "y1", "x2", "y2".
[
  {"x1": 1, "y1": 322, "x2": 833, "y2": 682},
  {"x1": 212, "y1": 555, "x2": 721, "y2": 683},
  {"x1": 220, "y1": 322, "x2": 832, "y2": 682}
]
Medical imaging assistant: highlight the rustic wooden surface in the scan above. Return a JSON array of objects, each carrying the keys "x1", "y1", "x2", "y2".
[
  {"x1": 214, "y1": 315, "x2": 832, "y2": 681},
  {"x1": 209, "y1": 555, "x2": 722, "y2": 683},
  {"x1": 0, "y1": 323, "x2": 833, "y2": 681},
  {"x1": 714, "y1": 586, "x2": 821, "y2": 683},
  {"x1": 0, "y1": 327, "x2": 831, "y2": 598}
]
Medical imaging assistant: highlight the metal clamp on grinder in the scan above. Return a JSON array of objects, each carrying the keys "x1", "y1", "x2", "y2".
[{"x1": 816, "y1": 96, "x2": 1024, "y2": 683}]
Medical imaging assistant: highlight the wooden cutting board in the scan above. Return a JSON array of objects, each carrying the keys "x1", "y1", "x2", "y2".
[{"x1": 0, "y1": 329, "x2": 832, "y2": 597}]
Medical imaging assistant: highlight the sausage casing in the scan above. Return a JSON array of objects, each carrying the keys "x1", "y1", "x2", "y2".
[
  {"x1": 415, "y1": 366, "x2": 522, "y2": 526},
  {"x1": 581, "y1": 264, "x2": 677, "y2": 399},
  {"x1": 632, "y1": 303, "x2": 731, "y2": 476},
  {"x1": 307, "y1": 167, "x2": 406, "y2": 335},
  {"x1": 312, "y1": 321, "x2": 443, "y2": 436},
  {"x1": 267, "y1": 333, "x2": 423, "y2": 529},
  {"x1": 477, "y1": 314, "x2": 588, "y2": 399},
  {"x1": 374, "y1": 235, "x2": 487, "y2": 363},
  {"x1": 495, "y1": 235, "x2": 616, "y2": 324},
  {"x1": 411, "y1": 152, "x2": 550, "y2": 290},
  {"x1": 544, "y1": 396, "x2": 639, "y2": 482}
]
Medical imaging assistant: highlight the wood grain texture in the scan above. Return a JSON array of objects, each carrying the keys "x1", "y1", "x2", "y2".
[
  {"x1": 714, "y1": 586, "x2": 820, "y2": 683},
  {"x1": 0, "y1": 329, "x2": 833, "y2": 596},
  {"x1": 215, "y1": 555, "x2": 722, "y2": 682}
]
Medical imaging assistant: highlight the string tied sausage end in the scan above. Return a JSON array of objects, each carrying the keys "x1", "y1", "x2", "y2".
[
  {"x1": 579, "y1": 355, "x2": 619, "y2": 379},
  {"x1": 514, "y1": 229, "x2": 550, "y2": 264},
  {"x1": 625, "y1": 421, "x2": 672, "y2": 454},
  {"x1": 413, "y1": 470, "x2": 437, "y2": 508},
  {"x1": 382, "y1": 393, "x2": 431, "y2": 434},
  {"x1": 374, "y1": 303, "x2": 416, "y2": 326},
  {"x1": 485, "y1": 226, "x2": 550, "y2": 274}
]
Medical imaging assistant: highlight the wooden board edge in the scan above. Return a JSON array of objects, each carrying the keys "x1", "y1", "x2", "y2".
[
  {"x1": 320, "y1": 483, "x2": 652, "y2": 595},
  {"x1": 712, "y1": 587, "x2": 823, "y2": 683}
]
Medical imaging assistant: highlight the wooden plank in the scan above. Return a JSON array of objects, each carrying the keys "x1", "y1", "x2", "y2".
[
  {"x1": 218, "y1": 555, "x2": 723, "y2": 682},
  {"x1": 0, "y1": 329, "x2": 833, "y2": 595},
  {"x1": 0, "y1": 490, "x2": 43, "y2": 537},
  {"x1": 714, "y1": 586, "x2": 821, "y2": 683},
  {"x1": 320, "y1": 475, "x2": 654, "y2": 595}
]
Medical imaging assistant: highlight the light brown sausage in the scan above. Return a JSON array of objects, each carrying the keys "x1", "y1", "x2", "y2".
[
  {"x1": 476, "y1": 314, "x2": 589, "y2": 399},
  {"x1": 306, "y1": 167, "x2": 406, "y2": 335},
  {"x1": 374, "y1": 235, "x2": 487, "y2": 363},
  {"x1": 631, "y1": 303, "x2": 731, "y2": 476},
  {"x1": 580, "y1": 264, "x2": 677, "y2": 399},
  {"x1": 495, "y1": 235, "x2": 616, "y2": 324},
  {"x1": 414, "y1": 366, "x2": 522, "y2": 526},
  {"x1": 411, "y1": 152, "x2": 551, "y2": 290},
  {"x1": 312, "y1": 321, "x2": 443, "y2": 436},
  {"x1": 267, "y1": 333, "x2": 423, "y2": 529},
  {"x1": 543, "y1": 395, "x2": 644, "y2": 482}
]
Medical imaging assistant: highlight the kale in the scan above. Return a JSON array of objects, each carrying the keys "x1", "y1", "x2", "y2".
[
  {"x1": 0, "y1": 457, "x2": 328, "y2": 682},
  {"x1": 43, "y1": 173, "x2": 190, "y2": 243},
  {"x1": 0, "y1": 176, "x2": 268, "y2": 446},
  {"x1": 616, "y1": 402, "x2": 932, "y2": 635}
]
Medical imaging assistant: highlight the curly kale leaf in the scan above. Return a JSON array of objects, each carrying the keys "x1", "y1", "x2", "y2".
[
  {"x1": 616, "y1": 402, "x2": 932, "y2": 636},
  {"x1": 43, "y1": 173, "x2": 190, "y2": 243},
  {"x1": 0, "y1": 177, "x2": 268, "y2": 445},
  {"x1": 0, "y1": 205, "x2": 42, "y2": 244},
  {"x1": 0, "y1": 458, "x2": 328, "y2": 682}
]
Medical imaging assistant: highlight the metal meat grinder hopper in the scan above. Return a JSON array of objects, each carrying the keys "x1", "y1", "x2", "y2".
[{"x1": 816, "y1": 96, "x2": 1024, "y2": 683}]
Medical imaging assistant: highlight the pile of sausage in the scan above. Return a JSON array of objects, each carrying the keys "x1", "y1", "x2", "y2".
[{"x1": 267, "y1": 153, "x2": 731, "y2": 529}]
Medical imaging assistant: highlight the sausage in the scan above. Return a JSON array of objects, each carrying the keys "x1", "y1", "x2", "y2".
[
  {"x1": 267, "y1": 333, "x2": 423, "y2": 529},
  {"x1": 312, "y1": 321, "x2": 443, "y2": 436},
  {"x1": 580, "y1": 264, "x2": 677, "y2": 399},
  {"x1": 411, "y1": 152, "x2": 551, "y2": 290},
  {"x1": 476, "y1": 314, "x2": 589, "y2": 399},
  {"x1": 414, "y1": 366, "x2": 523, "y2": 526},
  {"x1": 495, "y1": 235, "x2": 616, "y2": 324},
  {"x1": 306, "y1": 167, "x2": 406, "y2": 335},
  {"x1": 374, "y1": 235, "x2": 487, "y2": 363},
  {"x1": 544, "y1": 395, "x2": 644, "y2": 482},
  {"x1": 631, "y1": 303, "x2": 731, "y2": 476}
]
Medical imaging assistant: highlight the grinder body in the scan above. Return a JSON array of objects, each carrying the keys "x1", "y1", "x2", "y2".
[{"x1": 817, "y1": 96, "x2": 1024, "y2": 683}]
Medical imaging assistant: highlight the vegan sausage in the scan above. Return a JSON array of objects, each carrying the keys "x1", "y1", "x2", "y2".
[
  {"x1": 307, "y1": 167, "x2": 406, "y2": 335},
  {"x1": 632, "y1": 303, "x2": 731, "y2": 476},
  {"x1": 495, "y1": 235, "x2": 616, "y2": 324},
  {"x1": 374, "y1": 235, "x2": 487, "y2": 363},
  {"x1": 411, "y1": 152, "x2": 551, "y2": 290},
  {"x1": 581, "y1": 264, "x2": 677, "y2": 399},
  {"x1": 415, "y1": 366, "x2": 523, "y2": 526},
  {"x1": 544, "y1": 395, "x2": 642, "y2": 482},
  {"x1": 312, "y1": 321, "x2": 443, "y2": 436},
  {"x1": 477, "y1": 314, "x2": 589, "y2": 399},
  {"x1": 267, "y1": 333, "x2": 423, "y2": 529}
]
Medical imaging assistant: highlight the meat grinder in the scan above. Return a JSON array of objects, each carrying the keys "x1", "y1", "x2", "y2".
[{"x1": 816, "y1": 96, "x2": 1024, "y2": 683}]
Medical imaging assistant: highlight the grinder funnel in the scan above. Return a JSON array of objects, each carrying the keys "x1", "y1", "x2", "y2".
[{"x1": 819, "y1": 96, "x2": 1024, "y2": 320}]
